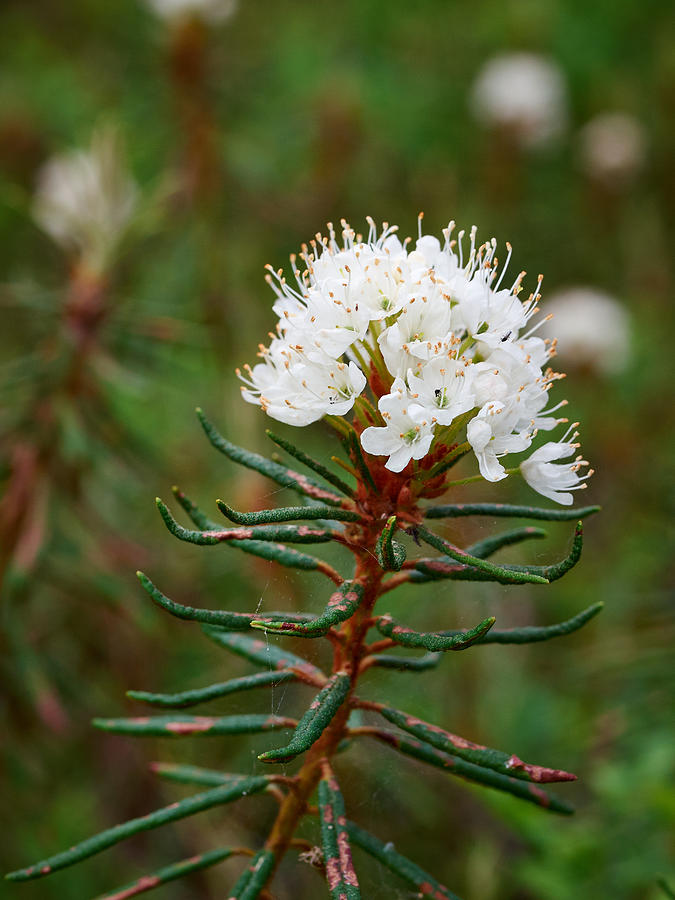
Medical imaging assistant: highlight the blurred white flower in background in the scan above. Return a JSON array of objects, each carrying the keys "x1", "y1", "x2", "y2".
[
  {"x1": 470, "y1": 53, "x2": 568, "y2": 148},
  {"x1": 540, "y1": 288, "x2": 630, "y2": 375},
  {"x1": 33, "y1": 126, "x2": 138, "y2": 273},
  {"x1": 578, "y1": 112, "x2": 647, "y2": 188},
  {"x1": 145, "y1": 0, "x2": 237, "y2": 25}
]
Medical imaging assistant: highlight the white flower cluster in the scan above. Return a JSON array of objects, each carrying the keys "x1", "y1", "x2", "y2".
[{"x1": 239, "y1": 218, "x2": 593, "y2": 505}]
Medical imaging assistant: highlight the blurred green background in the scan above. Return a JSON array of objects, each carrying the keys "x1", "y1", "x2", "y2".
[{"x1": 1, "y1": 0, "x2": 673, "y2": 897}]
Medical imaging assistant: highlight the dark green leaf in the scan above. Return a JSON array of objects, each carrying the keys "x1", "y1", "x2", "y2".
[
  {"x1": 375, "y1": 614, "x2": 495, "y2": 651},
  {"x1": 368, "y1": 731, "x2": 574, "y2": 814},
  {"x1": 465, "y1": 526, "x2": 547, "y2": 558},
  {"x1": 217, "y1": 500, "x2": 360, "y2": 525},
  {"x1": 137, "y1": 571, "x2": 297, "y2": 631},
  {"x1": 346, "y1": 429, "x2": 377, "y2": 491},
  {"x1": 251, "y1": 581, "x2": 363, "y2": 638},
  {"x1": 258, "y1": 672, "x2": 351, "y2": 763},
  {"x1": 319, "y1": 769, "x2": 361, "y2": 898},
  {"x1": 197, "y1": 408, "x2": 343, "y2": 506},
  {"x1": 201, "y1": 627, "x2": 326, "y2": 682},
  {"x1": 228, "y1": 848, "x2": 276, "y2": 899},
  {"x1": 378, "y1": 706, "x2": 575, "y2": 783},
  {"x1": 171, "y1": 490, "x2": 342, "y2": 576},
  {"x1": 128, "y1": 670, "x2": 298, "y2": 709},
  {"x1": 150, "y1": 763, "x2": 245, "y2": 788},
  {"x1": 367, "y1": 652, "x2": 442, "y2": 672},
  {"x1": 375, "y1": 516, "x2": 406, "y2": 571},
  {"x1": 92, "y1": 713, "x2": 295, "y2": 737},
  {"x1": 5, "y1": 778, "x2": 269, "y2": 882},
  {"x1": 266, "y1": 429, "x2": 356, "y2": 498},
  {"x1": 156, "y1": 499, "x2": 334, "y2": 545},
  {"x1": 416, "y1": 525, "x2": 548, "y2": 585},
  {"x1": 94, "y1": 847, "x2": 236, "y2": 899},
  {"x1": 441, "y1": 602, "x2": 604, "y2": 645},
  {"x1": 424, "y1": 503, "x2": 600, "y2": 521},
  {"x1": 347, "y1": 821, "x2": 460, "y2": 899}
]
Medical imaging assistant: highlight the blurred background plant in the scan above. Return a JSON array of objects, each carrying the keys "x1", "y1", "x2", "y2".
[{"x1": 0, "y1": 0, "x2": 672, "y2": 898}]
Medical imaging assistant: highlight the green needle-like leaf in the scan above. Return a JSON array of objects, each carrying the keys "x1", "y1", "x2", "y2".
[
  {"x1": 377, "y1": 706, "x2": 575, "y2": 783},
  {"x1": 227, "y1": 849, "x2": 276, "y2": 900},
  {"x1": 136, "y1": 571, "x2": 313, "y2": 632},
  {"x1": 157, "y1": 499, "x2": 334, "y2": 545},
  {"x1": 440, "y1": 602, "x2": 604, "y2": 645},
  {"x1": 172, "y1": 489, "x2": 343, "y2": 578},
  {"x1": 201, "y1": 627, "x2": 326, "y2": 682},
  {"x1": 490, "y1": 521, "x2": 585, "y2": 582},
  {"x1": 197, "y1": 408, "x2": 343, "y2": 506},
  {"x1": 128, "y1": 670, "x2": 298, "y2": 709},
  {"x1": 319, "y1": 769, "x2": 361, "y2": 899},
  {"x1": 266, "y1": 429, "x2": 357, "y2": 498},
  {"x1": 369, "y1": 731, "x2": 574, "y2": 814},
  {"x1": 346, "y1": 429, "x2": 377, "y2": 491},
  {"x1": 375, "y1": 516, "x2": 406, "y2": 571},
  {"x1": 5, "y1": 778, "x2": 269, "y2": 882},
  {"x1": 217, "y1": 500, "x2": 361, "y2": 525},
  {"x1": 150, "y1": 763, "x2": 247, "y2": 788},
  {"x1": 94, "y1": 847, "x2": 237, "y2": 899},
  {"x1": 416, "y1": 525, "x2": 548, "y2": 584},
  {"x1": 92, "y1": 714, "x2": 295, "y2": 737},
  {"x1": 251, "y1": 581, "x2": 364, "y2": 637},
  {"x1": 465, "y1": 526, "x2": 547, "y2": 558},
  {"x1": 376, "y1": 614, "x2": 495, "y2": 651},
  {"x1": 258, "y1": 671, "x2": 352, "y2": 763},
  {"x1": 347, "y1": 821, "x2": 460, "y2": 899},
  {"x1": 408, "y1": 561, "x2": 529, "y2": 584},
  {"x1": 228, "y1": 539, "x2": 340, "y2": 573},
  {"x1": 368, "y1": 652, "x2": 443, "y2": 672},
  {"x1": 424, "y1": 503, "x2": 600, "y2": 521}
]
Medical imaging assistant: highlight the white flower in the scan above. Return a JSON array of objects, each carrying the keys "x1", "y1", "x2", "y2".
[
  {"x1": 378, "y1": 277, "x2": 453, "y2": 376},
  {"x1": 578, "y1": 112, "x2": 646, "y2": 188},
  {"x1": 33, "y1": 126, "x2": 137, "y2": 271},
  {"x1": 467, "y1": 402, "x2": 533, "y2": 482},
  {"x1": 539, "y1": 288, "x2": 630, "y2": 375},
  {"x1": 520, "y1": 425, "x2": 593, "y2": 505},
  {"x1": 470, "y1": 53, "x2": 568, "y2": 148},
  {"x1": 239, "y1": 341, "x2": 366, "y2": 426},
  {"x1": 360, "y1": 379, "x2": 435, "y2": 473},
  {"x1": 145, "y1": 0, "x2": 238, "y2": 25},
  {"x1": 407, "y1": 355, "x2": 475, "y2": 426}
]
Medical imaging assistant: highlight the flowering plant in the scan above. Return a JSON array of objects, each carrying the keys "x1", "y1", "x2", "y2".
[
  {"x1": 7, "y1": 218, "x2": 601, "y2": 899},
  {"x1": 241, "y1": 216, "x2": 591, "y2": 501}
]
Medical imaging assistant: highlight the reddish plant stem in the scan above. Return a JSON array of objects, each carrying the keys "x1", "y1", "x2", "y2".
[{"x1": 260, "y1": 526, "x2": 385, "y2": 887}]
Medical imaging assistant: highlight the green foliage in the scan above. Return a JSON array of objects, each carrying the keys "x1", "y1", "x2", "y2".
[
  {"x1": 375, "y1": 613, "x2": 496, "y2": 651},
  {"x1": 319, "y1": 767, "x2": 361, "y2": 899},
  {"x1": 6, "y1": 778, "x2": 269, "y2": 882},
  {"x1": 6, "y1": 417, "x2": 601, "y2": 897},
  {"x1": 375, "y1": 516, "x2": 406, "y2": 571},
  {"x1": 258, "y1": 672, "x2": 352, "y2": 764}
]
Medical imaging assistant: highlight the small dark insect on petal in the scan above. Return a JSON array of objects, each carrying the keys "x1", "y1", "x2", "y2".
[{"x1": 501, "y1": 331, "x2": 512, "y2": 342}]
